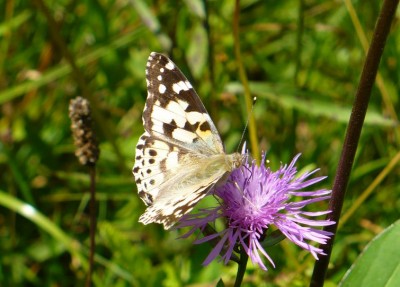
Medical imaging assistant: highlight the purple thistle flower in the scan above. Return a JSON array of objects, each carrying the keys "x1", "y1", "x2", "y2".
[{"x1": 177, "y1": 153, "x2": 335, "y2": 270}]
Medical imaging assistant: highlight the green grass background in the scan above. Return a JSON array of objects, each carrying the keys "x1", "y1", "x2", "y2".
[{"x1": 0, "y1": 0, "x2": 399, "y2": 286}]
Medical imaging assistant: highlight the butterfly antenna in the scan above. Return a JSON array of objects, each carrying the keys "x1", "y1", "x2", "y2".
[{"x1": 237, "y1": 97, "x2": 257, "y2": 152}]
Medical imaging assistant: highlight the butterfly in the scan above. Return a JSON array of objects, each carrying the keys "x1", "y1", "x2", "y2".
[{"x1": 132, "y1": 52, "x2": 243, "y2": 230}]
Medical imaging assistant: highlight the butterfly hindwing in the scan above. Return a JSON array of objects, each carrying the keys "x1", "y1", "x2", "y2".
[{"x1": 138, "y1": 160, "x2": 227, "y2": 229}]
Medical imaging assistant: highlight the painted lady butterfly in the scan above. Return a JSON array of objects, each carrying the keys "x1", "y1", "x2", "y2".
[{"x1": 133, "y1": 52, "x2": 243, "y2": 229}]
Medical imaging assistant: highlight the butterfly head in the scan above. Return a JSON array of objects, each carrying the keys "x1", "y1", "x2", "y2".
[{"x1": 227, "y1": 152, "x2": 245, "y2": 171}]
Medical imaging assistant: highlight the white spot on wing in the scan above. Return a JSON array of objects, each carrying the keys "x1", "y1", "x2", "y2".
[
  {"x1": 152, "y1": 140, "x2": 170, "y2": 150},
  {"x1": 160, "y1": 68, "x2": 164, "y2": 73},
  {"x1": 172, "y1": 128, "x2": 197, "y2": 143},
  {"x1": 165, "y1": 152, "x2": 179, "y2": 169},
  {"x1": 172, "y1": 83, "x2": 182, "y2": 94},
  {"x1": 152, "y1": 104, "x2": 186, "y2": 127},
  {"x1": 166, "y1": 101, "x2": 186, "y2": 119},
  {"x1": 177, "y1": 99, "x2": 189, "y2": 110},
  {"x1": 172, "y1": 81, "x2": 190, "y2": 94},
  {"x1": 186, "y1": 111, "x2": 205, "y2": 125},
  {"x1": 185, "y1": 80, "x2": 192, "y2": 89},
  {"x1": 157, "y1": 75, "x2": 162, "y2": 81},
  {"x1": 151, "y1": 123, "x2": 165, "y2": 135},
  {"x1": 165, "y1": 61, "x2": 174, "y2": 70},
  {"x1": 159, "y1": 84, "x2": 166, "y2": 94}
]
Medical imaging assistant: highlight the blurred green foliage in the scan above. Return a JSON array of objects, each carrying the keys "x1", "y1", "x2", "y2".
[{"x1": 0, "y1": 0, "x2": 399, "y2": 286}]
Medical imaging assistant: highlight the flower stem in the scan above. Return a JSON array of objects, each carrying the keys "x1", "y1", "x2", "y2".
[
  {"x1": 310, "y1": 1, "x2": 399, "y2": 286},
  {"x1": 86, "y1": 165, "x2": 97, "y2": 287},
  {"x1": 234, "y1": 245, "x2": 249, "y2": 287},
  {"x1": 233, "y1": 0, "x2": 260, "y2": 162}
]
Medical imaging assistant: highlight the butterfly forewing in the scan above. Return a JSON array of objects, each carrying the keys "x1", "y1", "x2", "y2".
[
  {"x1": 143, "y1": 52, "x2": 224, "y2": 155},
  {"x1": 133, "y1": 52, "x2": 243, "y2": 229}
]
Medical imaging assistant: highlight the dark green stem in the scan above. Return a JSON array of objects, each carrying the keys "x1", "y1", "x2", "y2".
[
  {"x1": 86, "y1": 165, "x2": 97, "y2": 287},
  {"x1": 310, "y1": 1, "x2": 399, "y2": 286},
  {"x1": 234, "y1": 246, "x2": 248, "y2": 287}
]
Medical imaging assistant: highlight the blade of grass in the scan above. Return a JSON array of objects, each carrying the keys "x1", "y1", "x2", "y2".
[
  {"x1": 233, "y1": 0, "x2": 260, "y2": 161},
  {"x1": 0, "y1": 27, "x2": 145, "y2": 105},
  {"x1": 130, "y1": 0, "x2": 172, "y2": 51},
  {"x1": 226, "y1": 82, "x2": 396, "y2": 127},
  {"x1": 344, "y1": 0, "x2": 399, "y2": 141},
  {"x1": 0, "y1": 191, "x2": 135, "y2": 283},
  {"x1": 1, "y1": 143, "x2": 35, "y2": 205},
  {"x1": 339, "y1": 150, "x2": 400, "y2": 228}
]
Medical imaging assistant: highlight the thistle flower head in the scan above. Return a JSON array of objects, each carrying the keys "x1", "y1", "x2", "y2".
[{"x1": 178, "y1": 153, "x2": 334, "y2": 270}]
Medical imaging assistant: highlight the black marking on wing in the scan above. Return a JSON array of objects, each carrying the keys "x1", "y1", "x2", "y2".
[{"x1": 142, "y1": 52, "x2": 224, "y2": 154}]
